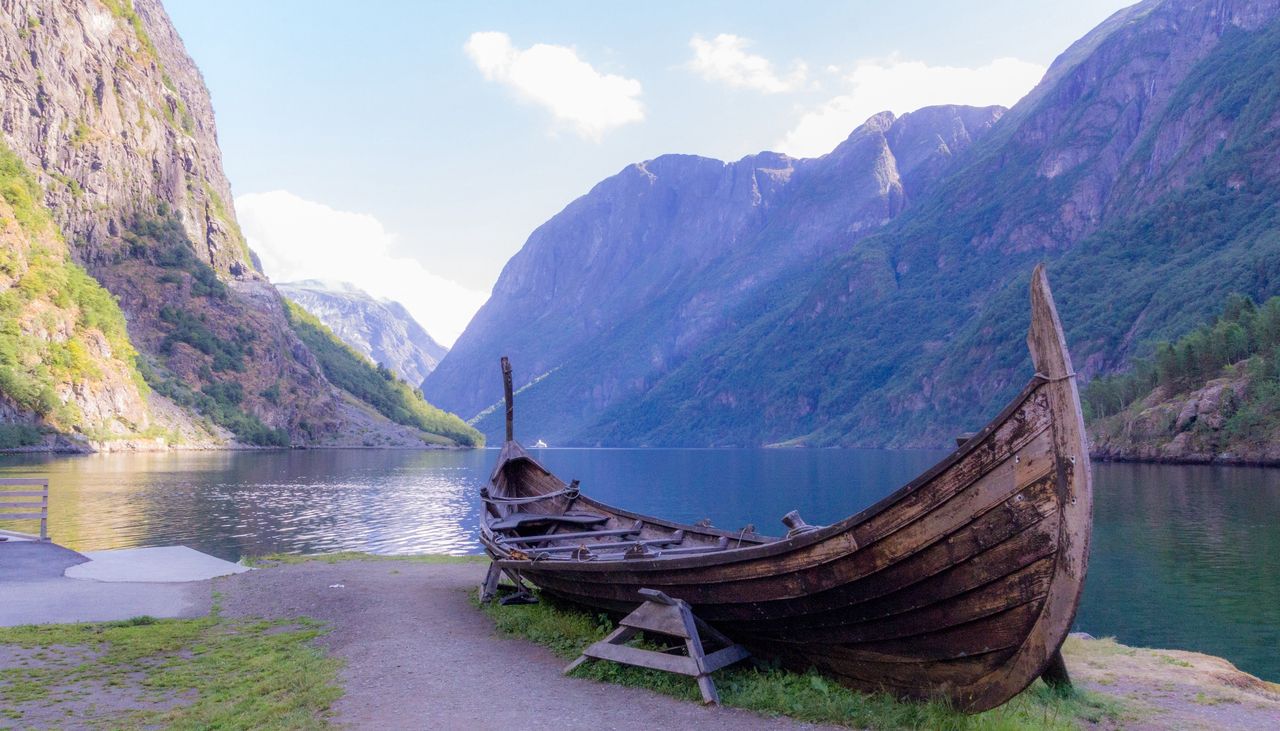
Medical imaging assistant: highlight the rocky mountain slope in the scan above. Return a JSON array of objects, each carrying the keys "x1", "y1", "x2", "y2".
[
  {"x1": 0, "y1": 143, "x2": 185, "y2": 451},
  {"x1": 424, "y1": 105, "x2": 1005, "y2": 441},
  {"x1": 433, "y1": 0, "x2": 1280, "y2": 448},
  {"x1": 1086, "y1": 294, "x2": 1280, "y2": 464},
  {"x1": 1089, "y1": 375, "x2": 1269, "y2": 463},
  {"x1": 277, "y1": 281, "x2": 447, "y2": 387},
  {"x1": 0, "y1": 0, "x2": 476, "y2": 449}
]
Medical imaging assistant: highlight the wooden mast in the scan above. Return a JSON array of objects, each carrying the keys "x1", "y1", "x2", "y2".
[{"x1": 501, "y1": 356, "x2": 514, "y2": 443}]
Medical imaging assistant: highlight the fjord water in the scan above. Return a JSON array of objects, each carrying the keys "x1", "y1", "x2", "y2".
[{"x1": 2, "y1": 449, "x2": 1277, "y2": 681}]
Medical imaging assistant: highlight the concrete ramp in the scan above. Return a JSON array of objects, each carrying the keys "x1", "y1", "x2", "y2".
[
  {"x1": 0, "y1": 541, "x2": 88, "y2": 582},
  {"x1": 0, "y1": 542, "x2": 236, "y2": 626},
  {"x1": 64, "y1": 546, "x2": 250, "y2": 583}
]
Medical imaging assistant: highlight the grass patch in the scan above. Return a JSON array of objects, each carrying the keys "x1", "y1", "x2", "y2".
[
  {"x1": 101, "y1": 0, "x2": 157, "y2": 59},
  {"x1": 243, "y1": 551, "x2": 486, "y2": 567},
  {"x1": 1191, "y1": 691, "x2": 1236, "y2": 706},
  {"x1": 0, "y1": 612, "x2": 340, "y2": 729},
  {"x1": 477, "y1": 591, "x2": 1126, "y2": 730},
  {"x1": 1074, "y1": 637, "x2": 1138, "y2": 658},
  {"x1": 1156, "y1": 654, "x2": 1193, "y2": 668}
]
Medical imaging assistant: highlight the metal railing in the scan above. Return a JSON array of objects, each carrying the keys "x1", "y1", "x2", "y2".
[{"x1": 0, "y1": 477, "x2": 50, "y2": 541}]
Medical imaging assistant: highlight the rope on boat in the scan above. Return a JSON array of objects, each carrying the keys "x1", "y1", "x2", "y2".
[
  {"x1": 1033, "y1": 371, "x2": 1077, "y2": 383},
  {"x1": 480, "y1": 481, "x2": 581, "y2": 505}
]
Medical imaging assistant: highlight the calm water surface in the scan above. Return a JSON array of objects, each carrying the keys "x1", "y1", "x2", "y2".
[{"x1": 1, "y1": 448, "x2": 1277, "y2": 681}]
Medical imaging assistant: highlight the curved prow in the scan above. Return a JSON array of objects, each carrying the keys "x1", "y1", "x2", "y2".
[
  {"x1": 973, "y1": 263, "x2": 1092, "y2": 711},
  {"x1": 501, "y1": 356, "x2": 514, "y2": 443},
  {"x1": 1027, "y1": 264, "x2": 1074, "y2": 381},
  {"x1": 1025, "y1": 265, "x2": 1088, "y2": 474}
]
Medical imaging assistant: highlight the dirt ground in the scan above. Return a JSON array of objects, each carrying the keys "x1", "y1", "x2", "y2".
[
  {"x1": 214, "y1": 560, "x2": 836, "y2": 730},
  {"x1": 1064, "y1": 634, "x2": 1280, "y2": 730}
]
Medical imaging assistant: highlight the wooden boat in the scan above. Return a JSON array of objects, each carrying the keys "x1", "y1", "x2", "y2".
[{"x1": 480, "y1": 265, "x2": 1091, "y2": 712}]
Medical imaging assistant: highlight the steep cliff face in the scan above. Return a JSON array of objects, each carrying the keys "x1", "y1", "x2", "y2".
[
  {"x1": 0, "y1": 0, "x2": 468, "y2": 448},
  {"x1": 592, "y1": 0, "x2": 1280, "y2": 447},
  {"x1": 0, "y1": 0, "x2": 249, "y2": 274},
  {"x1": 425, "y1": 105, "x2": 1003, "y2": 442},
  {"x1": 277, "y1": 281, "x2": 447, "y2": 387}
]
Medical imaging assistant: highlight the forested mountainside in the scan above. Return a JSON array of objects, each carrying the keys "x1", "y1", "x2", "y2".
[
  {"x1": 432, "y1": 0, "x2": 1280, "y2": 448},
  {"x1": 1087, "y1": 294, "x2": 1280, "y2": 464},
  {"x1": 425, "y1": 105, "x2": 1006, "y2": 441},
  {"x1": 277, "y1": 281, "x2": 447, "y2": 387},
  {"x1": 0, "y1": 0, "x2": 476, "y2": 449}
]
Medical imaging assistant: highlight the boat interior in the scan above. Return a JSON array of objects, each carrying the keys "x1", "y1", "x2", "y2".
[{"x1": 482, "y1": 444, "x2": 781, "y2": 562}]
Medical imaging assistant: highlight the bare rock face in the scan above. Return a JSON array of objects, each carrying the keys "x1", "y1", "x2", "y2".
[
  {"x1": 0, "y1": 0, "x2": 250, "y2": 275},
  {"x1": 277, "y1": 281, "x2": 448, "y2": 387},
  {"x1": 0, "y1": 1, "x2": 454, "y2": 447},
  {"x1": 425, "y1": 105, "x2": 1004, "y2": 441}
]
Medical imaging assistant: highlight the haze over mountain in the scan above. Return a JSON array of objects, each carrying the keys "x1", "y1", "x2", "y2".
[
  {"x1": 427, "y1": 0, "x2": 1280, "y2": 448},
  {"x1": 277, "y1": 280, "x2": 448, "y2": 387}
]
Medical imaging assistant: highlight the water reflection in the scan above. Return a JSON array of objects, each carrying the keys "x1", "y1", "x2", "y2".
[
  {"x1": 0, "y1": 450, "x2": 492, "y2": 559},
  {"x1": 2, "y1": 448, "x2": 1277, "y2": 681},
  {"x1": 1080, "y1": 461, "x2": 1280, "y2": 682}
]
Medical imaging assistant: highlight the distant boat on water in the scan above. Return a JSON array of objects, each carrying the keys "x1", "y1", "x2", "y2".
[{"x1": 532, "y1": 439, "x2": 548, "y2": 448}]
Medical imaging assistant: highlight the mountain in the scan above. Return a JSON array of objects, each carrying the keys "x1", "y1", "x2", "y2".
[
  {"x1": 277, "y1": 281, "x2": 447, "y2": 386},
  {"x1": 431, "y1": 0, "x2": 1280, "y2": 448},
  {"x1": 0, "y1": 0, "x2": 478, "y2": 449},
  {"x1": 424, "y1": 105, "x2": 1006, "y2": 442}
]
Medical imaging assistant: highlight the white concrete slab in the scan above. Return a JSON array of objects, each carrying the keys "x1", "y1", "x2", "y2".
[
  {"x1": 0, "y1": 579, "x2": 211, "y2": 626},
  {"x1": 63, "y1": 546, "x2": 251, "y2": 583}
]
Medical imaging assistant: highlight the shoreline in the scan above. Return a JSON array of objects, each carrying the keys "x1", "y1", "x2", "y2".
[
  {"x1": 9, "y1": 441, "x2": 1280, "y2": 467},
  {"x1": 1089, "y1": 451, "x2": 1280, "y2": 468},
  {"x1": 0, "y1": 441, "x2": 478, "y2": 455}
]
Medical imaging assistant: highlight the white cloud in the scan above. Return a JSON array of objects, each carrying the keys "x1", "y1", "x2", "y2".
[
  {"x1": 778, "y1": 56, "x2": 1045, "y2": 158},
  {"x1": 464, "y1": 31, "x2": 643, "y2": 141},
  {"x1": 236, "y1": 191, "x2": 488, "y2": 347},
  {"x1": 687, "y1": 34, "x2": 807, "y2": 93}
]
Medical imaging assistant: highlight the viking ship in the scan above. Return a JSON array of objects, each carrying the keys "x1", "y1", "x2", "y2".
[{"x1": 480, "y1": 265, "x2": 1091, "y2": 712}]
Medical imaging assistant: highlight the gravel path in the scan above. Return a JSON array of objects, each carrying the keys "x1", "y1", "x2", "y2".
[{"x1": 215, "y1": 560, "x2": 833, "y2": 730}]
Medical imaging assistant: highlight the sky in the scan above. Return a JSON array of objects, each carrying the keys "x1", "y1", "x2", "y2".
[{"x1": 164, "y1": 0, "x2": 1133, "y2": 346}]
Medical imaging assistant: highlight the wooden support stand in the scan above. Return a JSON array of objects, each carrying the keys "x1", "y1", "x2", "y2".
[
  {"x1": 564, "y1": 588, "x2": 750, "y2": 705},
  {"x1": 1040, "y1": 648, "x2": 1072, "y2": 689},
  {"x1": 479, "y1": 561, "x2": 537, "y2": 605}
]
